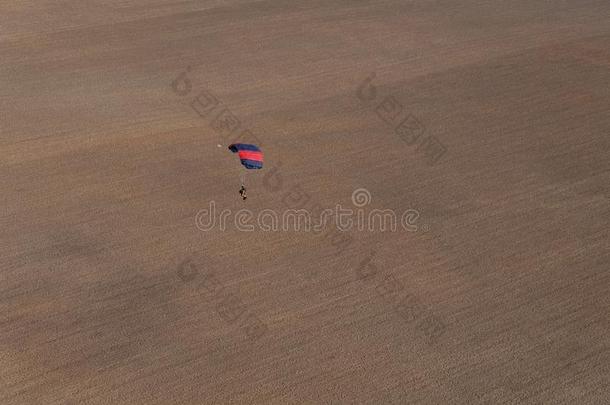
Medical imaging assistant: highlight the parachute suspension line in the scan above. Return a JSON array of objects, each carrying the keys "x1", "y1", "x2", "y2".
[{"x1": 240, "y1": 172, "x2": 247, "y2": 187}]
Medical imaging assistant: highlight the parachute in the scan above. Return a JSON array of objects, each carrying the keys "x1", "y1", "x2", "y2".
[
  {"x1": 228, "y1": 143, "x2": 263, "y2": 169},
  {"x1": 228, "y1": 143, "x2": 263, "y2": 200}
]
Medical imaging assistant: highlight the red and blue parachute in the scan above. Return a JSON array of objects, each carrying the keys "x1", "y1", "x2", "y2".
[{"x1": 228, "y1": 143, "x2": 263, "y2": 169}]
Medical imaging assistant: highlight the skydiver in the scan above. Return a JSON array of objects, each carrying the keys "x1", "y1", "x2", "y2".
[{"x1": 239, "y1": 185, "x2": 247, "y2": 200}]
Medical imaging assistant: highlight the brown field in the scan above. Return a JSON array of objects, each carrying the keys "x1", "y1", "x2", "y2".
[{"x1": 1, "y1": 1, "x2": 609, "y2": 403}]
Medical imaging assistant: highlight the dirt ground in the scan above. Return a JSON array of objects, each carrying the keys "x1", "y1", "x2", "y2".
[{"x1": 1, "y1": 1, "x2": 609, "y2": 403}]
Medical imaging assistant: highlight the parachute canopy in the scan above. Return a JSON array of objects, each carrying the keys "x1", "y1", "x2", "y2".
[{"x1": 228, "y1": 143, "x2": 263, "y2": 169}]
